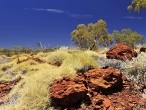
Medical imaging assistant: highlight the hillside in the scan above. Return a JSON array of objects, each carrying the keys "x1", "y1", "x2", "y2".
[{"x1": 0, "y1": 45, "x2": 146, "y2": 110}]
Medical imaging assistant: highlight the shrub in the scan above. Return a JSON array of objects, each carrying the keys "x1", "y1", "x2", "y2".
[{"x1": 122, "y1": 52, "x2": 146, "y2": 86}]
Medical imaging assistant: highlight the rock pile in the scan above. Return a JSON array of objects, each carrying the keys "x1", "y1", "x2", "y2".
[
  {"x1": 106, "y1": 43, "x2": 137, "y2": 60},
  {"x1": 50, "y1": 67, "x2": 144, "y2": 109}
]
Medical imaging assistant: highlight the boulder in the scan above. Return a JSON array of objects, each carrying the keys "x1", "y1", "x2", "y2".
[
  {"x1": 50, "y1": 77, "x2": 87, "y2": 107},
  {"x1": 106, "y1": 43, "x2": 137, "y2": 60},
  {"x1": 49, "y1": 68, "x2": 144, "y2": 109},
  {"x1": 84, "y1": 67, "x2": 122, "y2": 91}
]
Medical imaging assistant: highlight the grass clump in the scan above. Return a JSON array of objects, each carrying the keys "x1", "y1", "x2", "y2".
[
  {"x1": 46, "y1": 50, "x2": 70, "y2": 66},
  {"x1": 61, "y1": 51, "x2": 98, "y2": 72},
  {"x1": 0, "y1": 49, "x2": 98, "y2": 110}
]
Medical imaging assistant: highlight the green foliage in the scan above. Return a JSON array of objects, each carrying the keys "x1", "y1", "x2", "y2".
[
  {"x1": 94, "y1": 20, "x2": 114, "y2": 47},
  {"x1": 128, "y1": 0, "x2": 146, "y2": 12},
  {"x1": 0, "y1": 47, "x2": 56, "y2": 57},
  {"x1": 0, "y1": 49, "x2": 14, "y2": 57},
  {"x1": 21, "y1": 47, "x2": 32, "y2": 54},
  {"x1": 71, "y1": 19, "x2": 114, "y2": 50},
  {"x1": 112, "y1": 28, "x2": 144, "y2": 48},
  {"x1": 71, "y1": 24, "x2": 95, "y2": 50}
]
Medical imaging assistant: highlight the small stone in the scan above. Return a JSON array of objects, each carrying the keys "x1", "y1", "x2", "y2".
[{"x1": 103, "y1": 99, "x2": 111, "y2": 108}]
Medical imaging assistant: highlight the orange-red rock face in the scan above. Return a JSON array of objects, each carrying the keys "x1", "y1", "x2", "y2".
[
  {"x1": 50, "y1": 67, "x2": 125, "y2": 109},
  {"x1": 85, "y1": 67, "x2": 122, "y2": 91},
  {"x1": 50, "y1": 77, "x2": 87, "y2": 107},
  {"x1": 50, "y1": 67, "x2": 145, "y2": 109},
  {"x1": 106, "y1": 43, "x2": 137, "y2": 60},
  {"x1": 0, "y1": 78, "x2": 21, "y2": 104}
]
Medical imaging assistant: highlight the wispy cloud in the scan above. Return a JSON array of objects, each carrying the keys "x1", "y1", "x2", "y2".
[
  {"x1": 123, "y1": 16, "x2": 144, "y2": 20},
  {"x1": 32, "y1": 8, "x2": 65, "y2": 14},
  {"x1": 24, "y1": 8, "x2": 92, "y2": 18}
]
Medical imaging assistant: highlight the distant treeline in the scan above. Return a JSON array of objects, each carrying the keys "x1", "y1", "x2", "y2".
[{"x1": 0, "y1": 46, "x2": 60, "y2": 57}]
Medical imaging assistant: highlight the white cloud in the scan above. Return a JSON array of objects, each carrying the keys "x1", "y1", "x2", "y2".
[
  {"x1": 32, "y1": 8, "x2": 65, "y2": 13},
  {"x1": 24, "y1": 8, "x2": 92, "y2": 18},
  {"x1": 45, "y1": 9, "x2": 65, "y2": 13},
  {"x1": 123, "y1": 16, "x2": 143, "y2": 20}
]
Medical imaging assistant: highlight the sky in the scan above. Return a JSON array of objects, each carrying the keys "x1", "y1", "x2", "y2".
[{"x1": 0, "y1": 0, "x2": 146, "y2": 48}]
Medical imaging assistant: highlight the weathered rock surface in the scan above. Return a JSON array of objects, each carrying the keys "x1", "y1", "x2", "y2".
[
  {"x1": 85, "y1": 67, "x2": 123, "y2": 91},
  {"x1": 106, "y1": 43, "x2": 137, "y2": 60},
  {"x1": 0, "y1": 78, "x2": 21, "y2": 104},
  {"x1": 50, "y1": 67, "x2": 145, "y2": 110},
  {"x1": 50, "y1": 77, "x2": 87, "y2": 107}
]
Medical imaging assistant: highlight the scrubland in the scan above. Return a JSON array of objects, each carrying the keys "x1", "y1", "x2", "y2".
[{"x1": 0, "y1": 46, "x2": 146, "y2": 110}]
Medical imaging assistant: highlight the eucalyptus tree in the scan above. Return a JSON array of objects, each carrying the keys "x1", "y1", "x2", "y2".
[
  {"x1": 112, "y1": 28, "x2": 144, "y2": 48},
  {"x1": 128, "y1": 0, "x2": 146, "y2": 12},
  {"x1": 71, "y1": 19, "x2": 114, "y2": 50}
]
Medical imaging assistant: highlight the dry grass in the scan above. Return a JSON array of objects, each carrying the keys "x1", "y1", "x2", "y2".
[
  {"x1": 45, "y1": 50, "x2": 70, "y2": 66},
  {"x1": 0, "y1": 49, "x2": 99, "y2": 110},
  {"x1": 96, "y1": 47, "x2": 109, "y2": 58}
]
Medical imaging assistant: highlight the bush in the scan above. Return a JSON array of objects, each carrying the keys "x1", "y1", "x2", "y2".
[{"x1": 122, "y1": 52, "x2": 146, "y2": 86}]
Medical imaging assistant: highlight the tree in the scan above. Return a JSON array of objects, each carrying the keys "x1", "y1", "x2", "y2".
[
  {"x1": 112, "y1": 28, "x2": 144, "y2": 48},
  {"x1": 128, "y1": 0, "x2": 146, "y2": 12},
  {"x1": 71, "y1": 19, "x2": 114, "y2": 50},
  {"x1": 71, "y1": 24, "x2": 95, "y2": 50},
  {"x1": 93, "y1": 20, "x2": 114, "y2": 47}
]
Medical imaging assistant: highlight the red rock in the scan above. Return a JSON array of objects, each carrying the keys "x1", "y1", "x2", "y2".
[
  {"x1": 106, "y1": 43, "x2": 137, "y2": 60},
  {"x1": 0, "y1": 84, "x2": 6, "y2": 88},
  {"x1": 50, "y1": 77, "x2": 87, "y2": 107},
  {"x1": 103, "y1": 98, "x2": 111, "y2": 108},
  {"x1": 49, "y1": 67, "x2": 144, "y2": 110},
  {"x1": 0, "y1": 77, "x2": 21, "y2": 104},
  {"x1": 84, "y1": 67, "x2": 123, "y2": 91}
]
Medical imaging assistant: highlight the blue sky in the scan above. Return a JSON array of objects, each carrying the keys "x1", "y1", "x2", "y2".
[{"x1": 0, "y1": 0, "x2": 146, "y2": 48}]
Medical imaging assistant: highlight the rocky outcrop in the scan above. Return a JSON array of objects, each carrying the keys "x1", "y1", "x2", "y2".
[
  {"x1": 106, "y1": 43, "x2": 137, "y2": 60},
  {"x1": 50, "y1": 67, "x2": 145, "y2": 109},
  {"x1": 50, "y1": 67, "x2": 124, "y2": 109},
  {"x1": 50, "y1": 77, "x2": 87, "y2": 107},
  {"x1": 85, "y1": 67, "x2": 123, "y2": 91}
]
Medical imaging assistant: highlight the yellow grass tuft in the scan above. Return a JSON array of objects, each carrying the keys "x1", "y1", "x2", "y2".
[{"x1": 0, "y1": 49, "x2": 99, "y2": 110}]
